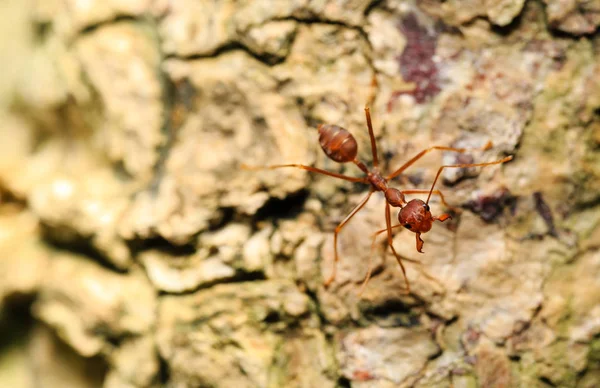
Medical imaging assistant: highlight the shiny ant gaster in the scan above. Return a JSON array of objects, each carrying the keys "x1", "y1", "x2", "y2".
[{"x1": 243, "y1": 107, "x2": 512, "y2": 293}]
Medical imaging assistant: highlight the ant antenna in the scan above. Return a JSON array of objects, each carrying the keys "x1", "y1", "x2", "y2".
[{"x1": 425, "y1": 156, "x2": 513, "y2": 205}]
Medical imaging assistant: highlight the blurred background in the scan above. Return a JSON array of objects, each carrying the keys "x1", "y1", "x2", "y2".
[{"x1": 1, "y1": 0, "x2": 600, "y2": 387}]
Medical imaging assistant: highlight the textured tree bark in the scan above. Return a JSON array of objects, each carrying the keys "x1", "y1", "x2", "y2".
[{"x1": 1, "y1": 0, "x2": 600, "y2": 387}]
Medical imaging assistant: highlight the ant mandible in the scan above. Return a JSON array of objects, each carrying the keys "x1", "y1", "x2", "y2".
[{"x1": 243, "y1": 107, "x2": 512, "y2": 293}]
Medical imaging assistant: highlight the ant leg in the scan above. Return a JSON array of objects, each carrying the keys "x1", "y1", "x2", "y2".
[
  {"x1": 365, "y1": 225, "x2": 445, "y2": 294},
  {"x1": 367, "y1": 225, "x2": 422, "y2": 263},
  {"x1": 241, "y1": 163, "x2": 367, "y2": 183},
  {"x1": 366, "y1": 72, "x2": 378, "y2": 108},
  {"x1": 365, "y1": 73, "x2": 380, "y2": 168},
  {"x1": 400, "y1": 189, "x2": 460, "y2": 213},
  {"x1": 385, "y1": 202, "x2": 410, "y2": 294},
  {"x1": 386, "y1": 142, "x2": 493, "y2": 180},
  {"x1": 324, "y1": 189, "x2": 374, "y2": 287},
  {"x1": 435, "y1": 214, "x2": 451, "y2": 222},
  {"x1": 358, "y1": 224, "x2": 402, "y2": 295},
  {"x1": 425, "y1": 156, "x2": 513, "y2": 204},
  {"x1": 364, "y1": 106, "x2": 379, "y2": 168}
]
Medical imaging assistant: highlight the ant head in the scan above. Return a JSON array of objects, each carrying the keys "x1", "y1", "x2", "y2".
[
  {"x1": 398, "y1": 199, "x2": 433, "y2": 234},
  {"x1": 398, "y1": 199, "x2": 452, "y2": 253}
]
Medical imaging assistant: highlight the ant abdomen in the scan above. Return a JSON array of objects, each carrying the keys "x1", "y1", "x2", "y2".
[{"x1": 318, "y1": 124, "x2": 358, "y2": 163}]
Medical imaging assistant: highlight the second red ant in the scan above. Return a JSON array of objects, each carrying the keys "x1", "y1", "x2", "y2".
[{"x1": 243, "y1": 107, "x2": 512, "y2": 293}]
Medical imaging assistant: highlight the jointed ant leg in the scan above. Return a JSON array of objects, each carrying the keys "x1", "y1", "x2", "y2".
[
  {"x1": 425, "y1": 156, "x2": 513, "y2": 204},
  {"x1": 324, "y1": 189, "x2": 374, "y2": 287},
  {"x1": 386, "y1": 142, "x2": 493, "y2": 180},
  {"x1": 400, "y1": 189, "x2": 460, "y2": 213},
  {"x1": 368, "y1": 225, "x2": 421, "y2": 264},
  {"x1": 241, "y1": 163, "x2": 367, "y2": 183},
  {"x1": 385, "y1": 202, "x2": 410, "y2": 293},
  {"x1": 358, "y1": 224, "x2": 402, "y2": 295},
  {"x1": 359, "y1": 223, "x2": 445, "y2": 294},
  {"x1": 364, "y1": 107, "x2": 379, "y2": 168},
  {"x1": 366, "y1": 73, "x2": 379, "y2": 110}
]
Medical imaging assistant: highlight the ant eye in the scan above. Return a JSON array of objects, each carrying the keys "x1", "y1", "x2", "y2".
[
  {"x1": 423, "y1": 204, "x2": 430, "y2": 211},
  {"x1": 404, "y1": 224, "x2": 412, "y2": 229}
]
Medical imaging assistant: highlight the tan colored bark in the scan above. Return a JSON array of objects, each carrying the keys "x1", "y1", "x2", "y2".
[{"x1": 1, "y1": 0, "x2": 600, "y2": 387}]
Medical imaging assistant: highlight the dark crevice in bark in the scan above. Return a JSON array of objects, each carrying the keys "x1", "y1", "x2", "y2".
[
  {"x1": 157, "y1": 353, "x2": 171, "y2": 385},
  {"x1": 303, "y1": 285, "x2": 328, "y2": 327},
  {"x1": 177, "y1": 13, "x2": 383, "y2": 87},
  {"x1": 167, "y1": 41, "x2": 291, "y2": 66},
  {"x1": 489, "y1": 8, "x2": 526, "y2": 37},
  {"x1": 156, "y1": 271, "x2": 268, "y2": 297},
  {"x1": 253, "y1": 189, "x2": 309, "y2": 222},
  {"x1": 91, "y1": 327, "x2": 135, "y2": 349},
  {"x1": 337, "y1": 376, "x2": 352, "y2": 388},
  {"x1": 148, "y1": 18, "x2": 188, "y2": 195},
  {"x1": 274, "y1": 15, "x2": 380, "y2": 79},
  {"x1": 128, "y1": 235, "x2": 197, "y2": 257},
  {"x1": 0, "y1": 185, "x2": 27, "y2": 208},
  {"x1": 40, "y1": 224, "x2": 126, "y2": 272},
  {"x1": 364, "y1": 0, "x2": 385, "y2": 17},
  {"x1": 544, "y1": 17, "x2": 600, "y2": 39},
  {"x1": 573, "y1": 194, "x2": 600, "y2": 212},
  {"x1": 209, "y1": 207, "x2": 236, "y2": 232},
  {"x1": 33, "y1": 21, "x2": 52, "y2": 42},
  {"x1": 361, "y1": 299, "x2": 421, "y2": 328},
  {"x1": 78, "y1": 15, "x2": 141, "y2": 37},
  {"x1": 0, "y1": 294, "x2": 35, "y2": 351},
  {"x1": 272, "y1": 15, "x2": 362, "y2": 29},
  {"x1": 230, "y1": 270, "x2": 269, "y2": 284},
  {"x1": 539, "y1": 376, "x2": 558, "y2": 387}
]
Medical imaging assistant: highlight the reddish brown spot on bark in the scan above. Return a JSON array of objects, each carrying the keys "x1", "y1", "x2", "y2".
[
  {"x1": 353, "y1": 370, "x2": 374, "y2": 381},
  {"x1": 388, "y1": 13, "x2": 441, "y2": 110},
  {"x1": 464, "y1": 187, "x2": 517, "y2": 223}
]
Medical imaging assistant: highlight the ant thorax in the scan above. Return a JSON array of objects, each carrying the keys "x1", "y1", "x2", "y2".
[
  {"x1": 367, "y1": 171, "x2": 388, "y2": 192},
  {"x1": 384, "y1": 187, "x2": 405, "y2": 207}
]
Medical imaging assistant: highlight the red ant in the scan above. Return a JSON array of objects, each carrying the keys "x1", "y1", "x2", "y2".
[{"x1": 243, "y1": 107, "x2": 512, "y2": 293}]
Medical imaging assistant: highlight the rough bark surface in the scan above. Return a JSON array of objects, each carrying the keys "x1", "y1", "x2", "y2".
[{"x1": 1, "y1": 0, "x2": 600, "y2": 387}]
